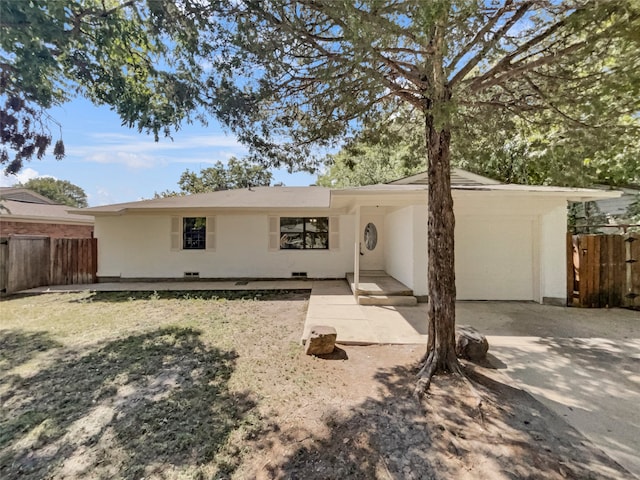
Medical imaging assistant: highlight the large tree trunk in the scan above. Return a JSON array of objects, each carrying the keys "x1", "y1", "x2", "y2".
[{"x1": 416, "y1": 108, "x2": 461, "y2": 395}]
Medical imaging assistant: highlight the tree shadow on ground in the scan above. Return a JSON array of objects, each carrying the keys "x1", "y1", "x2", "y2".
[
  {"x1": 0, "y1": 329, "x2": 62, "y2": 374},
  {"x1": 0, "y1": 327, "x2": 258, "y2": 479},
  {"x1": 538, "y1": 336, "x2": 639, "y2": 378},
  {"x1": 266, "y1": 363, "x2": 439, "y2": 479},
  {"x1": 496, "y1": 335, "x2": 639, "y2": 427},
  {"x1": 69, "y1": 290, "x2": 311, "y2": 303},
  {"x1": 264, "y1": 362, "x2": 628, "y2": 480}
]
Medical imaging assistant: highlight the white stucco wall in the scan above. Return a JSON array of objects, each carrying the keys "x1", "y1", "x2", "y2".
[
  {"x1": 374, "y1": 196, "x2": 566, "y2": 301},
  {"x1": 411, "y1": 205, "x2": 428, "y2": 297},
  {"x1": 384, "y1": 206, "x2": 415, "y2": 290},
  {"x1": 94, "y1": 193, "x2": 570, "y2": 302},
  {"x1": 381, "y1": 204, "x2": 428, "y2": 296},
  {"x1": 455, "y1": 214, "x2": 536, "y2": 300},
  {"x1": 95, "y1": 213, "x2": 355, "y2": 279},
  {"x1": 540, "y1": 205, "x2": 568, "y2": 301},
  {"x1": 453, "y1": 195, "x2": 568, "y2": 302}
]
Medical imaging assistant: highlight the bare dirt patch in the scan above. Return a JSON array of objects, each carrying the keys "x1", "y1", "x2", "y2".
[{"x1": 0, "y1": 291, "x2": 631, "y2": 479}]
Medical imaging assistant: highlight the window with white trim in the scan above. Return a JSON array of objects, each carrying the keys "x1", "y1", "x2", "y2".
[
  {"x1": 183, "y1": 217, "x2": 206, "y2": 249},
  {"x1": 171, "y1": 216, "x2": 216, "y2": 251}
]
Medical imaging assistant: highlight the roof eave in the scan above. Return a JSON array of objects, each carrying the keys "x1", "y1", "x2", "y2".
[{"x1": 452, "y1": 187, "x2": 622, "y2": 201}]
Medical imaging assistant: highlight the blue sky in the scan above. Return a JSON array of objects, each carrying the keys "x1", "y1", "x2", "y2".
[{"x1": 0, "y1": 98, "x2": 318, "y2": 206}]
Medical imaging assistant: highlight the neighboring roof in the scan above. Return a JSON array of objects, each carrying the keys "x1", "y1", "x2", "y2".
[
  {"x1": 387, "y1": 168, "x2": 501, "y2": 186},
  {"x1": 0, "y1": 198, "x2": 94, "y2": 225},
  {"x1": 0, "y1": 187, "x2": 56, "y2": 204},
  {"x1": 593, "y1": 186, "x2": 639, "y2": 217},
  {"x1": 75, "y1": 187, "x2": 331, "y2": 215}
]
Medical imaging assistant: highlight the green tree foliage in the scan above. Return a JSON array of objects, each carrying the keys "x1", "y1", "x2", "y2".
[
  {"x1": 317, "y1": 121, "x2": 424, "y2": 187},
  {"x1": 317, "y1": 144, "x2": 420, "y2": 188},
  {"x1": 203, "y1": 1, "x2": 640, "y2": 389},
  {"x1": 0, "y1": 0, "x2": 216, "y2": 173},
  {"x1": 454, "y1": 110, "x2": 640, "y2": 187},
  {"x1": 328, "y1": 105, "x2": 640, "y2": 188},
  {"x1": 156, "y1": 157, "x2": 274, "y2": 197},
  {"x1": 18, "y1": 177, "x2": 88, "y2": 208}
]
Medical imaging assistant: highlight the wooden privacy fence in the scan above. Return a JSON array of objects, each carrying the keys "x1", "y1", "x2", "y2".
[
  {"x1": 50, "y1": 238, "x2": 97, "y2": 286},
  {"x1": 0, "y1": 236, "x2": 97, "y2": 295},
  {"x1": 567, "y1": 233, "x2": 639, "y2": 309}
]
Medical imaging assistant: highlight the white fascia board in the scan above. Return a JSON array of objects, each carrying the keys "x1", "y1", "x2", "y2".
[
  {"x1": 83, "y1": 206, "x2": 349, "y2": 217},
  {"x1": 452, "y1": 187, "x2": 622, "y2": 202}
]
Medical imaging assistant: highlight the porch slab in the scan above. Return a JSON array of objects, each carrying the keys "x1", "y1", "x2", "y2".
[
  {"x1": 346, "y1": 272, "x2": 414, "y2": 297},
  {"x1": 358, "y1": 295, "x2": 418, "y2": 306}
]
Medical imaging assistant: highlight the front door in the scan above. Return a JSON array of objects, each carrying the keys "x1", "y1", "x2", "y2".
[{"x1": 360, "y1": 213, "x2": 385, "y2": 271}]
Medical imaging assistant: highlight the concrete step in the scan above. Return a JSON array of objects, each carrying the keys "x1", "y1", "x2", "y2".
[
  {"x1": 346, "y1": 272, "x2": 415, "y2": 296},
  {"x1": 358, "y1": 295, "x2": 418, "y2": 306},
  {"x1": 355, "y1": 287, "x2": 414, "y2": 296}
]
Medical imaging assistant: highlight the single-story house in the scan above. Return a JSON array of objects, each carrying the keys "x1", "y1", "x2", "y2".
[
  {"x1": 74, "y1": 169, "x2": 619, "y2": 304},
  {"x1": 0, "y1": 187, "x2": 94, "y2": 238}
]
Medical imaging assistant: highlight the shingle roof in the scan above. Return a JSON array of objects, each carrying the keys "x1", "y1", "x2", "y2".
[
  {"x1": 386, "y1": 168, "x2": 501, "y2": 186},
  {"x1": 0, "y1": 199, "x2": 94, "y2": 224},
  {"x1": 0, "y1": 187, "x2": 56, "y2": 204},
  {"x1": 76, "y1": 186, "x2": 331, "y2": 214}
]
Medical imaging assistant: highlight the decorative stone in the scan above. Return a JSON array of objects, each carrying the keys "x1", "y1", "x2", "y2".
[
  {"x1": 304, "y1": 325, "x2": 337, "y2": 355},
  {"x1": 455, "y1": 325, "x2": 489, "y2": 361}
]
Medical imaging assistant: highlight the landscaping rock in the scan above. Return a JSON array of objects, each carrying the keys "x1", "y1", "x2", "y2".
[
  {"x1": 305, "y1": 326, "x2": 337, "y2": 355},
  {"x1": 455, "y1": 325, "x2": 489, "y2": 361}
]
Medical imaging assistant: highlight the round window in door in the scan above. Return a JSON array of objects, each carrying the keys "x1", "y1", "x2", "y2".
[{"x1": 364, "y1": 222, "x2": 378, "y2": 250}]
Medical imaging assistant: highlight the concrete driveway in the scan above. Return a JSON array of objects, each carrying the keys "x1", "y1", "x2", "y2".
[
  {"x1": 457, "y1": 302, "x2": 640, "y2": 479},
  {"x1": 305, "y1": 281, "x2": 640, "y2": 478}
]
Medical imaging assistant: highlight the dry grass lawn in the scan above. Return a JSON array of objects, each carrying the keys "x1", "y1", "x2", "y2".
[{"x1": 0, "y1": 290, "x2": 630, "y2": 479}]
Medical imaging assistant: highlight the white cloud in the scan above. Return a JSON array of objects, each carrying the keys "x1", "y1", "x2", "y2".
[
  {"x1": 0, "y1": 168, "x2": 53, "y2": 187},
  {"x1": 87, "y1": 187, "x2": 117, "y2": 207},
  {"x1": 68, "y1": 133, "x2": 247, "y2": 169},
  {"x1": 84, "y1": 151, "x2": 160, "y2": 169}
]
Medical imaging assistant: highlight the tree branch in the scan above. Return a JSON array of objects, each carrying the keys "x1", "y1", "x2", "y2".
[
  {"x1": 469, "y1": 40, "x2": 586, "y2": 92},
  {"x1": 449, "y1": 1, "x2": 532, "y2": 88},
  {"x1": 447, "y1": 0, "x2": 514, "y2": 75}
]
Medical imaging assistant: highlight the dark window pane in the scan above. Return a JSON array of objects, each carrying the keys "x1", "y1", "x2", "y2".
[
  {"x1": 306, "y1": 232, "x2": 328, "y2": 249},
  {"x1": 309, "y1": 217, "x2": 328, "y2": 232},
  {"x1": 281, "y1": 232, "x2": 304, "y2": 249},
  {"x1": 280, "y1": 217, "x2": 304, "y2": 232},
  {"x1": 280, "y1": 217, "x2": 329, "y2": 250},
  {"x1": 183, "y1": 217, "x2": 206, "y2": 250}
]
